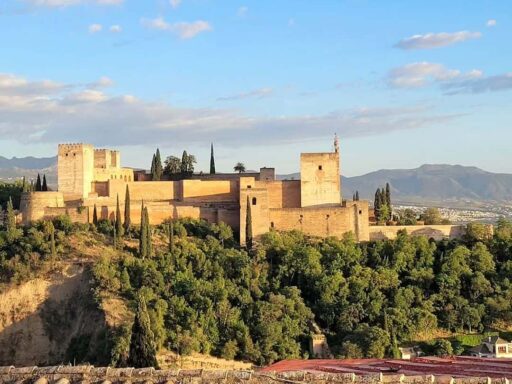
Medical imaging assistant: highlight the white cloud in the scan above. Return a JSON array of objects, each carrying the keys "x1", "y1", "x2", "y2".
[
  {"x1": 237, "y1": 6, "x2": 248, "y2": 17},
  {"x1": 387, "y1": 62, "x2": 481, "y2": 88},
  {"x1": 22, "y1": 0, "x2": 123, "y2": 7},
  {"x1": 0, "y1": 72, "x2": 459, "y2": 147},
  {"x1": 141, "y1": 17, "x2": 212, "y2": 39},
  {"x1": 395, "y1": 31, "x2": 481, "y2": 50},
  {"x1": 88, "y1": 23, "x2": 103, "y2": 33},
  {"x1": 217, "y1": 88, "x2": 273, "y2": 101},
  {"x1": 486, "y1": 19, "x2": 497, "y2": 27},
  {"x1": 169, "y1": 0, "x2": 181, "y2": 9},
  {"x1": 443, "y1": 73, "x2": 512, "y2": 94},
  {"x1": 88, "y1": 76, "x2": 114, "y2": 88},
  {"x1": 110, "y1": 24, "x2": 122, "y2": 33},
  {"x1": 387, "y1": 63, "x2": 512, "y2": 95}
]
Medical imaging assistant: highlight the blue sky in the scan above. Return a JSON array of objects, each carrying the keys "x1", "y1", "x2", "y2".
[{"x1": 0, "y1": 0, "x2": 511, "y2": 175}]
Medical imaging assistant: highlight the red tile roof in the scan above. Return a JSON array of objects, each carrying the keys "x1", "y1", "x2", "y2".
[{"x1": 262, "y1": 356, "x2": 512, "y2": 378}]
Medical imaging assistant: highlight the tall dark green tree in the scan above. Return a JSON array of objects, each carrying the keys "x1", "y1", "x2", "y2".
[
  {"x1": 93, "y1": 204, "x2": 98, "y2": 225},
  {"x1": 170, "y1": 221, "x2": 174, "y2": 252},
  {"x1": 115, "y1": 193, "x2": 124, "y2": 238},
  {"x1": 42, "y1": 175, "x2": 48, "y2": 191},
  {"x1": 144, "y1": 207, "x2": 152, "y2": 257},
  {"x1": 139, "y1": 202, "x2": 147, "y2": 258},
  {"x1": 22, "y1": 177, "x2": 28, "y2": 193},
  {"x1": 128, "y1": 295, "x2": 159, "y2": 368},
  {"x1": 210, "y1": 143, "x2": 216, "y2": 174},
  {"x1": 35, "y1": 174, "x2": 42, "y2": 192},
  {"x1": 374, "y1": 188, "x2": 382, "y2": 219},
  {"x1": 154, "y1": 148, "x2": 163, "y2": 181},
  {"x1": 181, "y1": 150, "x2": 189, "y2": 177},
  {"x1": 124, "y1": 185, "x2": 131, "y2": 233},
  {"x1": 355, "y1": 191, "x2": 360, "y2": 201},
  {"x1": 150, "y1": 154, "x2": 157, "y2": 181},
  {"x1": 5, "y1": 197, "x2": 20, "y2": 243},
  {"x1": 245, "y1": 195, "x2": 253, "y2": 250}
]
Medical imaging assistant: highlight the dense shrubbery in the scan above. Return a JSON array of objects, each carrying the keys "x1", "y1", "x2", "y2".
[{"x1": 91, "y1": 217, "x2": 512, "y2": 365}]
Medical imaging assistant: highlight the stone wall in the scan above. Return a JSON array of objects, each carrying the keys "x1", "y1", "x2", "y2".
[
  {"x1": 260, "y1": 180, "x2": 301, "y2": 208},
  {"x1": 20, "y1": 192, "x2": 65, "y2": 225},
  {"x1": 0, "y1": 366, "x2": 509, "y2": 384},
  {"x1": 369, "y1": 225, "x2": 466, "y2": 241},
  {"x1": 58, "y1": 144, "x2": 94, "y2": 200},
  {"x1": 240, "y1": 188, "x2": 270, "y2": 245},
  {"x1": 269, "y1": 201, "x2": 370, "y2": 242},
  {"x1": 182, "y1": 180, "x2": 239, "y2": 202},
  {"x1": 300, "y1": 152, "x2": 340, "y2": 207}
]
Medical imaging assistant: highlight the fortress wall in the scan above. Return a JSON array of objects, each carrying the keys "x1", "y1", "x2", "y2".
[
  {"x1": 182, "y1": 180, "x2": 238, "y2": 202},
  {"x1": 93, "y1": 168, "x2": 134, "y2": 183},
  {"x1": 93, "y1": 149, "x2": 110, "y2": 169},
  {"x1": 259, "y1": 180, "x2": 301, "y2": 208},
  {"x1": 369, "y1": 225, "x2": 466, "y2": 241},
  {"x1": 300, "y1": 152, "x2": 341, "y2": 207},
  {"x1": 269, "y1": 204, "x2": 369, "y2": 241},
  {"x1": 92, "y1": 182, "x2": 109, "y2": 197},
  {"x1": 218, "y1": 208, "x2": 240, "y2": 231},
  {"x1": 20, "y1": 192, "x2": 65, "y2": 224},
  {"x1": 44, "y1": 206, "x2": 89, "y2": 224},
  {"x1": 240, "y1": 188, "x2": 270, "y2": 245},
  {"x1": 108, "y1": 180, "x2": 176, "y2": 201}
]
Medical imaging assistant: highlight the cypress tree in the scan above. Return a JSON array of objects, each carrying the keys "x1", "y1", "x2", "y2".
[
  {"x1": 245, "y1": 195, "x2": 253, "y2": 250},
  {"x1": 124, "y1": 184, "x2": 131, "y2": 233},
  {"x1": 168, "y1": 220, "x2": 174, "y2": 253},
  {"x1": 35, "y1": 174, "x2": 42, "y2": 192},
  {"x1": 128, "y1": 295, "x2": 159, "y2": 368},
  {"x1": 352, "y1": 193, "x2": 356, "y2": 201},
  {"x1": 374, "y1": 189, "x2": 382, "y2": 222},
  {"x1": 42, "y1": 175, "x2": 48, "y2": 191},
  {"x1": 5, "y1": 197, "x2": 18, "y2": 243},
  {"x1": 139, "y1": 202, "x2": 147, "y2": 258},
  {"x1": 385, "y1": 183, "x2": 391, "y2": 219},
  {"x1": 155, "y1": 148, "x2": 163, "y2": 180},
  {"x1": 115, "y1": 193, "x2": 124, "y2": 238},
  {"x1": 93, "y1": 204, "x2": 98, "y2": 226},
  {"x1": 145, "y1": 207, "x2": 152, "y2": 257},
  {"x1": 210, "y1": 143, "x2": 216, "y2": 174},
  {"x1": 355, "y1": 191, "x2": 360, "y2": 201},
  {"x1": 22, "y1": 177, "x2": 27, "y2": 193},
  {"x1": 150, "y1": 154, "x2": 157, "y2": 181},
  {"x1": 113, "y1": 224, "x2": 117, "y2": 249},
  {"x1": 181, "y1": 150, "x2": 188, "y2": 177},
  {"x1": 49, "y1": 222, "x2": 56, "y2": 259}
]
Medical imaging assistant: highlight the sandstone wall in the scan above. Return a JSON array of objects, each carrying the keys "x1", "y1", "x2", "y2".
[
  {"x1": 240, "y1": 188, "x2": 270, "y2": 245},
  {"x1": 108, "y1": 181, "x2": 177, "y2": 202},
  {"x1": 93, "y1": 168, "x2": 134, "y2": 183},
  {"x1": 269, "y1": 202, "x2": 369, "y2": 241},
  {"x1": 20, "y1": 192, "x2": 65, "y2": 225},
  {"x1": 58, "y1": 144, "x2": 94, "y2": 200},
  {"x1": 300, "y1": 152, "x2": 340, "y2": 207},
  {"x1": 182, "y1": 180, "x2": 239, "y2": 202},
  {"x1": 259, "y1": 180, "x2": 301, "y2": 208},
  {"x1": 369, "y1": 225, "x2": 466, "y2": 241}
]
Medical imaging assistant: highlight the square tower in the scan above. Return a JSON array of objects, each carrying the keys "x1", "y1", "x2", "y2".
[
  {"x1": 300, "y1": 152, "x2": 341, "y2": 207},
  {"x1": 58, "y1": 143, "x2": 94, "y2": 199}
]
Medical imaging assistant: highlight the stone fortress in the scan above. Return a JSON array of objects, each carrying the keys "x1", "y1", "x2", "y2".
[{"x1": 20, "y1": 137, "x2": 466, "y2": 243}]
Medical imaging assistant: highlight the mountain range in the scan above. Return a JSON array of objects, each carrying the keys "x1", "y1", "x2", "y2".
[{"x1": 0, "y1": 156, "x2": 511, "y2": 204}]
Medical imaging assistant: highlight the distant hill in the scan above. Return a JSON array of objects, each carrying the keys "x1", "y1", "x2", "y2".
[
  {"x1": 279, "y1": 164, "x2": 512, "y2": 203},
  {"x1": 0, "y1": 156, "x2": 57, "y2": 185}
]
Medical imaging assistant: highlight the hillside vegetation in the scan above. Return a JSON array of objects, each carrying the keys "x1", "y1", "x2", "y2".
[{"x1": 1, "y1": 209, "x2": 512, "y2": 366}]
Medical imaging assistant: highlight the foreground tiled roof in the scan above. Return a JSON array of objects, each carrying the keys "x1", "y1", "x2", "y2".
[{"x1": 262, "y1": 356, "x2": 512, "y2": 379}]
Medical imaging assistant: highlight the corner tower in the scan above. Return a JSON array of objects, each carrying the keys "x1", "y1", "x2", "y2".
[
  {"x1": 300, "y1": 136, "x2": 341, "y2": 207},
  {"x1": 58, "y1": 143, "x2": 94, "y2": 200}
]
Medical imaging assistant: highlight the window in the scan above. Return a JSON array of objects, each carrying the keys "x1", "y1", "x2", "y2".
[
  {"x1": 247, "y1": 185, "x2": 252, "y2": 189},
  {"x1": 252, "y1": 197, "x2": 257, "y2": 205},
  {"x1": 318, "y1": 165, "x2": 323, "y2": 170},
  {"x1": 498, "y1": 345, "x2": 507, "y2": 354},
  {"x1": 359, "y1": 210, "x2": 362, "y2": 215},
  {"x1": 270, "y1": 222, "x2": 274, "y2": 228}
]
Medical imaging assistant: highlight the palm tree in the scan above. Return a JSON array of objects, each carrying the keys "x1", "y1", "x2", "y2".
[{"x1": 234, "y1": 162, "x2": 246, "y2": 173}]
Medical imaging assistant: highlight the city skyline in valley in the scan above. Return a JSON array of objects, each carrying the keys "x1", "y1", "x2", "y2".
[{"x1": 0, "y1": 0, "x2": 511, "y2": 176}]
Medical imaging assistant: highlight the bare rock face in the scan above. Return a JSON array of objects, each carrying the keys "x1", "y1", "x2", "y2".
[{"x1": 0, "y1": 264, "x2": 109, "y2": 366}]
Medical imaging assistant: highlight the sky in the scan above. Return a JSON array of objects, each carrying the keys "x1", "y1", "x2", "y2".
[{"x1": 0, "y1": 0, "x2": 511, "y2": 176}]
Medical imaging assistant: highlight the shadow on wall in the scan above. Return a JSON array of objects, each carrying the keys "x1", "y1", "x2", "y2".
[{"x1": 0, "y1": 265, "x2": 111, "y2": 366}]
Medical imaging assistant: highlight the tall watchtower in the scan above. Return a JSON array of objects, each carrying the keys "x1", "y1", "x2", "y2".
[
  {"x1": 300, "y1": 136, "x2": 341, "y2": 207},
  {"x1": 58, "y1": 143, "x2": 94, "y2": 200}
]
